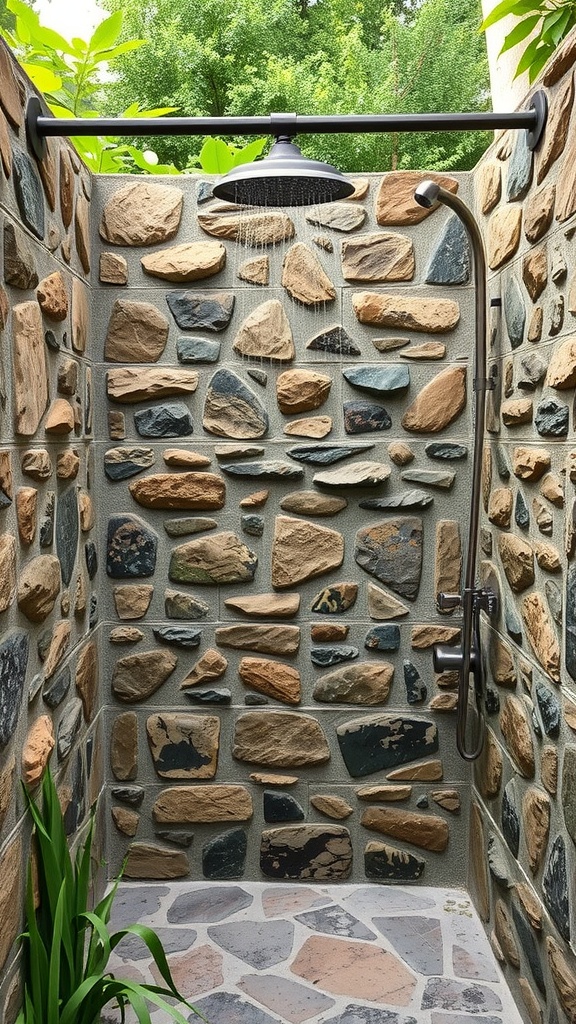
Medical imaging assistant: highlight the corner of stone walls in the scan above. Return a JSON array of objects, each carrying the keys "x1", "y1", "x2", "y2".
[{"x1": 472, "y1": 30, "x2": 576, "y2": 1024}]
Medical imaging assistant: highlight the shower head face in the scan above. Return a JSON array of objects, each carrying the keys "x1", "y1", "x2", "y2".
[
  {"x1": 212, "y1": 137, "x2": 355, "y2": 207},
  {"x1": 413, "y1": 179, "x2": 441, "y2": 210}
]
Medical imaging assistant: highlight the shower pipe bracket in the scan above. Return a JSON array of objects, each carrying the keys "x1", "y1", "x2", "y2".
[
  {"x1": 24, "y1": 91, "x2": 548, "y2": 163},
  {"x1": 473, "y1": 377, "x2": 496, "y2": 392}
]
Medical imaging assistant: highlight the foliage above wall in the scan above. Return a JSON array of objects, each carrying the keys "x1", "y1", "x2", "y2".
[{"x1": 480, "y1": 0, "x2": 576, "y2": 82}]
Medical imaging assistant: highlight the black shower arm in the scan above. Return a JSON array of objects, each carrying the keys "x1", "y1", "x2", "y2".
[{"x1": 25, "y1": 92, "x2": 548, "y2": 161}]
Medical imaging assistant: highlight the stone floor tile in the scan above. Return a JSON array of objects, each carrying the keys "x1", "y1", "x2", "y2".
[
  {"x1": 150, "y1": 943, "x2": 223, "y2": 998},
  {"x1": 261, "y1": 884, "x2": 331, "y2": 917},
  {"x1": 114, "y1": 926, "x2": 198, "y2": 960},
  {"x1": 238, "y1": 972, "x2": 336, "y2": 1022},
  {"x1": 109, "y1": 884, "x2": 170, "y2": 928},
  {"x1": 373, "y1": 915, "x2": 443, "y2": 975},
  {"x1": 343, "y1": 886, "x2": 436, "y2": 916},
  {"x1": 431, "y1": 1015, "x2": 503, "y2": 1024},
  {"x1": 452, "y1": 943, "x2": 500, "y2": 982},
  {"x1": 166, "y1": 884, "x2": 253, "y2": 923},
  {"x1": 295, "y1": 904, "x2": 377, "y2": 940},
  {"x1": 422, "y1": 978, "x2": 503, "y2": 1013},
  {"x1": 324, "y1": 1006, "x2": 418, "y2": 1024},
  {"x1": 290, "y1": 934, "x2": 417, "y2": 1004},
  {"x1": 208, "y1": 918, "x2": 294, "y2": 968},
  {"x1": 193, "y1": 990, "x2": 281, "y2": 1023}
]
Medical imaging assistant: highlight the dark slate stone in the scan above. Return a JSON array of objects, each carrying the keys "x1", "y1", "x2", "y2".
[
  {"x1": 134, "y1": 402, "x2": 193, "y2": 438},
  {"x1": 514, "y1": 490, "x2": 529, "y2": 530},
  {"x1": 204, "y1": 369, "x2": 269, "y2": 436},
  {"x1": 403, "y1": 661, "x2": 427, "y2": 704},
  {"x1": 507, "y1": 129, "x2": 533, "y2": 201},
  {"x1": 511, "y1": 902, "x2": 546, "y2": 994},
  {"x1": 185, "y1": 688, "x2": 232, "y2": 704},
  {"x1": 263, "y1": 792, "x2": 305, "y2": 823},
  {"x1": 531, "y1": 708, "x2": 542, "y2": 739},
  {"x1": 85, "y1": 540, "x2": 98, "y2": 579},
  {"x1": 360, "y1": 490, "x2": 433, "y2": 511},
  {"x1": 287, "y1": 443, "x2": 373, "y2": 465},
  {"x1": 0, "y1": 489, "x2": 10, "y2": 509},
  {"x1": 56, "y1": 486, "x2": 79, "y2": 587},
  {"x1": 115, "y1": 926, "x2": 197, "y2": 960},
  {"x1": 194, "y1": 992, "x2": 277, "y2": 1024},
  {"x1": 3, "y1": 222, "x2": 38, "y2": 289},
  {"x1": 29, "y1": 673, "x2": 43, "y2": 701},
  {"x1": 485, "y1": 687, "x2": 500, "y2": 715},
  {"x1": 344, "y1": 400, "x2": 391, "y2": 434},
  {"x1": 343, "y1": 365, "x2": 410, "y2": 396},
  {"x1": 425, "y1": 442, "x2": 468, "y2": 460},
  {"x1": 416, "y1": 795, "x2": 429, "y2": 809},
  {"x1": 535, "y1": 398, "x2": 569, "y2": 437},
  {"x1": 566, "y1": 565, "x2": 576, "y2": 682},
  {"x1": 42, "y1": 665, "x2": 71, "y2": 709},
  {"x1": 13, "y1": 148, "x2": 45, "y2": 239},
  {"x1": 260, "y1": 826, "x2": 351, "y2": 879},
  {"x1": 197, "y1": 181, "x2": 214, "y2": 203},
  {"x1": 355, "y1": 517, "x2": 423, "y2": 602},
  {"x1": 63, "y1": 749, "x2": 84, "y2": 835},
  {"x1": 307, "y1": 325, "x2": 361, "y2": 356},
  {"x1": 546, "y1": 580, "x2": 562, "y2": 625},
  {"x1": 153, "y1": 735, "x2": 212, "y2": 775},
  {"x1": 364, "y1": 625, "x2": 400, "y2": 652},
  {"x1": 310, "y1": 646, "x2": 359, "y2": 667},
  {"x1": 326, "y1": 1007, "x2": 418, "y2": 1024},
  {"x1": 494, "y1": 445, "x2": 510, "y2": 481},
  {"x1": 89, "y1": 593, "x2": 99, "y2": 629},
  {"x1": 39, "y1": 492, "x2": 55, "y2": 548},
  {"x1": 57, "y1": 698, "x2": 83, "y2": 761},
  {"x1": 111, "y1": 786, "x2": 145, "y2": 806},
  {"x1": 425, "y1": 214, "x2": 470, "y2": 285},
  {"x1": 177, "y1": 337, "x2": 221, "y2": 363},
  {"x1": 247, "y1": 368, "x2": 267, "y2": 387},
  {"x1": 487, "y1": 834, "x2": 511, "y2": 889},
  {"x1": 245, "y1": 693, "x2": 268, "y2": 705},
  {"x1": 166, "y1": 885, "x2": 253, "y2": 923},
  {"x1": 535, "y1": 681, "x2": 560, "y2": 736},
  {"x1": 543, "y1": 836, "x2": 570, "y2": 941},
  {"x1": 38, "y1": 630, "x2": 52, "y2": 662},
  {"x1": 504, "y1": 599, "x2": 523, "y2": 644},
  {"x1": 166, "y1": 290, "x2": 235, "y2": 331},
  {"x1": 104, "y1": 454, "x2": 154, "y2": 481},
  {"x1": 155, "y1": 830, "x2": 194, "y2": 847},
  {"x1": 45, "y1": 330, "x2": 60, "y2": 352},
  {"x1": 365, "y1": 844, "x2": 425, "y2": 881},
  {"x1": 165, "y1": 592, "x2": 209, "y2": 620},
  {"x1": 241, "y1": 514, "x2": 264, "y2": 536},
  {"x1": 0, "y1": 632, "x2": 29, "y2": 746},
  {"x1": 562, "y1": 747, "x2": 576, "y2": 846},
  {"x1": 106, "y1": 515, "x2": 158, "y2": 578},
  {"x1": 220, "y1": 460, "x2": 303, "y2": 480},
  {"x1": 152, "y1": 626, "x2": 202, "y2": 648},
  {"x1": 504, "y1": 277, "x2": 525, "y2": 350},
  {"x1": 501, "y1": 782, "x2": 520, "y2": 857},
  {"x1": 337, "y1": 715, "x2": 438, "y2": 778},
  {"x1": 480, "y1": 528, "x2": 492, "y2": 556},
  {"x1": 203, "y1": 830, "x2": 247, "y2": 878}
]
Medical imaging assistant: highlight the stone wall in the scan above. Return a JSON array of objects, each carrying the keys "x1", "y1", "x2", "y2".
[
  {"x1": 471, "y1": 34, "x2": 576, "y2": 1024},
  {"x1": 0, "y1": 41, "x2": 102, "y2": 1022}
]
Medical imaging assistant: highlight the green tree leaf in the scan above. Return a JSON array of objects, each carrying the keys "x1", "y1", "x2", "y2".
[
  {"x1": 499, "y1": 13, "x2": 540, "y2": 54},
  {"x1": 480, "y1": 0, "x2": 539, "y2": 32},
  {"x1": 88, "y1": 10, "x2": 123, "y2": 53},
  {"x1": 21, "y1": 62, "x2": 62, "y2": 92}
]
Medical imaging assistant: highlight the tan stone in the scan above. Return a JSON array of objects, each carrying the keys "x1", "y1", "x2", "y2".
[
  {"x1": 470, "y1": 803, "x2": 489, "y2": 922},
  {"x1": 494, "y1": 900, "x2": 520, "y2": 968},
  {"x1": 113, "y1": 584, "x2": 153, "y2": 620},
  {"x1": 387, "y1": 760, "x2": 443, "y2": 782},
  {"x1": 276, "y1": 369, "x2": 332, "y2": 414},
  {"x1": 108, "y1": 411, "x2": 125, "y2": 439},
  {"x1": 74, "y1": 192, "x2": 90, "y2": 273},
  {"x1": 17, "y1": 555, "x2": 60, "y2": 622},
  {"x1": 375, "y1": 171, "x2": 458, "y2": 224},
  {"x1": 541, "y1": 744, "x2": 558, "y2": 794},
  {"x1": 57, "y1": 359, "x2": 78, "y2": 397},
  {"x1": 477, "y1": 160, "x2": 501, "y2": 214},
  {"x1": 283, "y1": 415, "x2": 332, "y2": 438},
  {"x1": 224, "y1": 593, "x2": 300, "y2": 618},
  {"x1": 565, "y1": 699, "x2": 576, "y2": 731},
  {"x1": 198, "y1": 209, "x2": 295, "y2": 245},
  {"x1": 104, "y1": 300, "x2": 169, "y2": 363},
  {"x1": 534, "y1": 540, "x2": 561, "y2": 572},
  {"x1": 361, "y1": 805, "x2": 448, "y2": 852},
  {"x1": 233, "y1": 711, "x2": 330, "y2": 767},
  {"x1": 401, "y1": 342, "x2": 446, "y2": 360},
  {"x1": 129, "y1": 472, "x2": 225, "y2": 510},
  {"x1": 512, "y1": 446, "x2": 550, "y2": 480},
  {"x1": 109, "y1": 626, "x2": 143, "y2": 643},
  {"x1": 313, "y1": 662, "x2": 393, "y2": 705},
  {"x1": 100, "y1": 251, "x2": 128, "y2": 284},
  {"x1": 57, "y1": 450, "x2": 80, "y2": 480},
  {"x1": 141, "y1": 241, "x2": 226, "y2": 282},
  {"x1": 387, "y1": 442, "x2": 414, "y2": 466},
  {"x1": 522, "y1": 592, "x2": 560, "y2": 681},
  {"x1": 162, "y1": 449, "x2": 210, "y2": 469},
  {"x1": 282, "y1": 243, "x2": 336, "y2": 305},
  {"x1": 0, "y1": 107, "x2": 11, "y2": 179},
  {"x1": 430, "y1": 789, "x2": 460, "y2": 813},
  {"x1": 500, "y1": 695, "x2": 535, "y2": 778},
  {"x1": 0, "y1": 534, "x2": 16, "y2": 614},
  {"x1": 527, "y1": 305, "x2": 543, "y2": 342},
  {"x1": 0, "y1": 837, "x2": 21, "y2": 973},
  {"x1": 353, "y1": 292, "x2": 459, "y2": 333},
  {"x1": 429, "y1": 692, "x2": 458, "y2": 712},
  {"x1": 411, "y1": 625, "x2": 460, "y2": 649},
  {"x1": 542, "y1": 32, "x2": 576, "y2": 84},
  {"x1": 524, "y1": 183, "x2": 556, "y2": 243},
  {"x1": 43, "y1": 620, "x2": 71, "y2": 680},
  {"x1": 522, "y1": 248, "x2": 548, "y2": 302},
  {"x1": 341, "y1": 232, "x2": 414, "y2": 282},
  {"x1": 179, "y1": 649, "x2": 227, "y2": 689},
  {"x1": 107, "y1": 366, "x2": 198, "y2": 403},
  {"x1": 356, "y1": 785, "x2": 412, "y2": 801},
  {"x1": 112, "y1": 650, "x2": 178, "y2": 703},
  {"x1": 112, "y1": 807, "x2": 139, "y2": 837},
  {"x1": 475, "y1": 729, "x2": 503, "y2": 799},
  {"x1": 518, "y1": 978, "x2": 543, "y2": 1024},
  {"x1": 539, "y1": 75, "x2": 574, "y2": 187},
  {"x1": 124, "y1": 843, "x2": 189, "y2": 880},
  {"x1": 216, "y1": 624, "x2": 299, "y2": 655},
  {"x1": 0, "y1": 451, "x2": 12, "y2": 502},
  {"x1": 100, "y1": 181, "x2": 184, "y2": 245},
  {"x1": 44, "y1": 398, "x2": 74, "y2": 435},
  {"x1": 153, "y1": 785, "x2": 253, "y2": 823},
  {"x1": 12, "y1": 302, "x2": 49, "y2": 437},
  {"x1": 490, "y1": 637, "x2": 516, "y2": 688},
  {"x1": 488, "y1": 205, "x2": 522, "y2": 269},
  {"x1": 23, "y1": 715, "x2": 55, "y2": 786},
  {"x1": 310, "y1": 795, "x2": 353, "y2": 819},
  {"x1": 544, "y1": 335, "x2": 576, "y2": 388},
  {"x1": 239, "y1": 657, "x2": 301, "y2": 704},
  {"x1": 111, "y1": 711, "x2": 138, "y2": 780},
  {"x1": 522, "y1": 787, "x2": 550, "y2": 874},
  {"x1": 71, "y1": 278, "x2": 88, "y2": 355},
  {"x1": 146, "y1": 713, "x2": 220, "y2": 779},
  {"x1": 547, "y1": 937, "x2": 576, "y2": 1023},
  {"x1": 250, "y1": 772, "x2": 298, "y2": 786},
  {"x1": 76, "y1": 641, "x2": 98, "y2": 722},
  {"x1": 497, "y1": 533, "x2": 534, "y2": 593},
  {"x1": 16, "y1": 487, "x2": 37, "y2": 545},
  {"x1": 271, "y1": 515, "x2": 344, "y2": 589},
  {"x1": 37, "y1": 271, "x2": 68, "y2": 322},
  {"x1": 367, "y1": 583, "x2": 409, "y2": 620},
  {"x1": 488, "y1": 487, "x2": 512, "y2": 528},
  {"x1": 238, "y1": 255, "x2": 269, "y2": 285},
  {"x1": 401, "y1": 366, "x2": 466, "y2": 433},
  {"x1": 540, "y1": 472, "x2": 564, "y2": 507},
  {"x1": 435, "y1": 520, "x2": 461, "y2": 605},
  {"x1": 280, "y1": 491, "x2": 347, "y2": 517},
  {"x1": 515, "y1": 882, "x2": 542, "y2": 930},
  {"x1": 59, "y1": 148, "x2": 74, "y2": 227},
  {"x1": 233, "y1": 299, "x2": 294, "y2": 361},
  {"x1": 0, "y1": 755, "x2": 15, "y2": 830},
  {"x1": 170, "y1": 532, "x2": 256, "y2": 585}
]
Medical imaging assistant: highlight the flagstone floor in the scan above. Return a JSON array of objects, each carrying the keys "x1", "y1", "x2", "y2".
[{"x1": 104, "y1": 882, "x2": 524, "y2": 1024}]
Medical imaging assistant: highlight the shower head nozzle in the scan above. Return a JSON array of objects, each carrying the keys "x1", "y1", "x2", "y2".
[
  {"x1": 212, "y1": 135, "x2": 355, "y2": 207},
  {"x1": 413, "y1": 180, "x2": 441, "y2": 210}
]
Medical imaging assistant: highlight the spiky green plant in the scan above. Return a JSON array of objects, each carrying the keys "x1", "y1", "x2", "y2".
[{"x1": 17, "y1": 766, "x2": 206, "y2": 1024}]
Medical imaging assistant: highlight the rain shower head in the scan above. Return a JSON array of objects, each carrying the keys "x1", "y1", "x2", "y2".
[{"x1": 212, "y1": 136, "x2": 355, "y2": 207}]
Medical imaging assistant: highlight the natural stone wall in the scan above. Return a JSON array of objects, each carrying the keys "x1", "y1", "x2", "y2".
[
  {"x1": 0, "y1": 42, "x2": 102, "y2": 1022},
  {"x1": 472, "y1": 35, "x2": 576, "y2": 1024}
]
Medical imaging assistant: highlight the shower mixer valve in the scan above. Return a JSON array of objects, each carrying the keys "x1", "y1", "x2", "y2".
[{"x1": 433, "y1": 586, "x2": 498, "y2": 678}]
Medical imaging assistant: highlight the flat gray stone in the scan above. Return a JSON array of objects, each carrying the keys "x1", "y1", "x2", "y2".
[
  {"x1": 401, "y1": 469, "x2": 455, "y2": 490},
  {"x1": 343, "y1": 365, "x2": 410, "y2": 395},
  {"x1": 422, "y1": 978, "x2": 502, "y2": 1013},
  {"x1": 295, "y1": 905, "x2": 376, "y2": 940},
  {"x1": 166, "y1": 885, "x2": 253, "y2": 923},
  {"x1": 375, "y1": 916, "x2": 443, "y2": 975},
  {"x1": 207, "y1": 919, "x2": 294, "y2": 968},
  {"x1": 287, "y1": 443, "x2": 373, "y2": 465}
]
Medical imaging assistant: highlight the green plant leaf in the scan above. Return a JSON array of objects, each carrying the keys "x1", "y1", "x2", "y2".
[
  {"x1": 96, "y1": 39, "x2": 146, "y2": 62},
  {"x1": 542, "y1": 7, "x2": 574, "y2": 47},
  {"x1": 231, "y1": 136, "x2": 267, "y2": 167},
  {"x1": 31, "y1": 24, "x2": 80, "y2": 54},
  {"x1": 198, "y1": 136, "x2": 235, "y2": 173},
  {"x1": 480, "y1": 0, "x2": 539, "y2": 31},
  {"x1": 499, "y1": 14, "x2": 540, "y2": 53},
  {"x1": 88, "y1": 11, "x2": 123, "y2": 53},
  {"x1": 527, "y1": 41, "x2": 555, "y2": 80},
  {"x1": 21, "y1": 63, "x2": 62, "y2": 92},
  {"x1": 7, "y1": 0, "x2": 38, "y2": 30},
  {"x1": 514, "y1": 33, "x2": 543, "y2": 75}
]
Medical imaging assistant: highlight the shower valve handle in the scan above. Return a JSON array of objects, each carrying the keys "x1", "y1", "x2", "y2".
[{"x1": 437, "y1": 592, "x2": 462, "y2": 611}]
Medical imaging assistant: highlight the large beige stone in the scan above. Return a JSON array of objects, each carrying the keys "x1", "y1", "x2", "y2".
[
  {"x1": 313, "y1": 662, "x2": 393, "y2": 705},
  {"x1": 401, "y1": 366, "x2": 466, "y2": 433},
  {"x1": 342, "y1": 232, "x2": 414, "y2": 282},
  {"x1": 544, "y1": 335, "x2": 576, "y2": 388},
  {"x1": 361, "y1": 805, "x2": 449, "y2": 851},
  {"x1": 198, "y1": 209, "x2": 295, "y2": 245},
  {"x1": 129, "y1": 472, "x2": 225, "y2": 510},
  {"x1": 16, "y1": 486, "x2": 37, "y2": 545},
  {"x1": 233, "y1": 711, "x2": 330, "y2": 767},
  {"x1": 112, "y1": 650, "x2": 178, "y2": 702},
  {"x1": 44, "y1": 399, "x2": 74, "y2": 435},
  {"x1": 100, "y1": 251, "x2": 128, "y2": 284},
  {"x1": 512, "y1": 446, "x2": 550, "y2": 480},
  {"x1": 352, "y1": 292, "x2": 459, "y2": 333},
  {"x1": 283, "y1": 415, "x2": 332, "y2": 438},
  {"x1": 104, "y1": 300, "x2": 170, "y2": 363},
  {"x1": 522, "y1": 787, "x2": 550, "y2": 874},
  {"x1": 271, "y1": 515, "x2": 344, "y2": 589},
  {"x1": 488, "y1": 205, "x2": 522, "y2": 269},
  {"x1": 435, "y1": 520, "x2": 461, "y2": 604},
  {"x1": 12, "y1": 301, "x2": 48, "y2": 436},
  {"x1": 276, "y1": 369, "x2": 332, "y2": 413},
  {"x1": 238, "y1": 255, "x2": 269, "y2": 285},
  {"x1": 76, "y1": 640, "x2": 98, "y2": 722},
  {"x1": 100, "y1": 182, "x2": 184, "y2": 245},
  {"x1": 477, "y1": 161, "x2": 501, "y2": 214},
  {"x1": 111, "y1": 711, "x2": 138, "y2": 780},
  {"x1": 515, "y1": 882, "x2": 543, "y2": 931},
  {"x1": 113, "y1": 584, "x2": 153, "y2": 620},
  {"x1": 375, "y1": 171, "x2": 458, "y2": 224},
  {"x1": 524, "y1": 183, "x2": 556, "y2": 243},
  {"x1": 310, "y1": 795, "x2": 353, "y2": 819},
  {"x1": 367, "y1": 583, "x2": 410, "y2": 620},
  {"x1": 124, "y1": 843, "x2": 189, "y2": 879},
  {"x1": 522, "y1": 248, "x2": 548, "y2": 301},
  {"x1": 23, "y1": 716, "x2": 55, "y2": 786},
  {"x1": 17, "y1": 554, "x2": 60, "y2": 622},
  {"x1": 500, "y1": 696, "x2": 535, "y2": 778},
  {"x1": 537, "y1": 74, "x2": 574, "y2": 185},
  {"x1": 224, "y1": 592, "x2": 300, "y2": 618},
  {"x1": 233, "y1": 299, "x2": 294, "y2": 361},
  {"x1": 180, "y1": 648, "x2": 228, "y2": 688},
  {"x1": 153, "y1": 785, "x2": 253, "y2": 823},
  {"x1": 556, "y1": 114, "x2": 576, "y2": 222},
  {"x1": 488, "y1": 487, "x2": 513, "y2": 528},
  {"x1": 107, "y1": 366, "x2": 199, "y2": 403},
  {"x1": 37, "y1": 271, "x2": 68, "y2": 321},
  {"x1": 522, "y1": 592, "x2": 560, "y2": 681},
  {"x1": 216, "y1": 624, "x2": 300, "y2": 654},
  {"x1": 542, "y1": 32, "x2": 576, "y2": 85},
  {"x1": 43, "y1": 620, "x2": 71, "y2": 680},
  {"x1": 0, "y1": 837, "x2": 21, "y2": 972},
  {"x1": 0, "y1": 534, "x2": 16, "y2": 613},
  {"x1": 169, "y1": 532, "x2": 257, "y2": 585},
  {"x1": 546, "y1": 937, "x2": 576, "y2": 1023},
  {"x1": 282, "y1": 243, "x2": 336, "y2": 305},
  {"x1": 146, "y1": 713, "x2": 220, "y2": 779},
  {"x1": 490, "y1": 637, "x2": 516, "y2": 689},
  {"x1": 141, "y1": 241, "x2": 226, "y2": 282},
  {"x1": 497, "y1": 533, "x2": 534, "y2": 593},
  {"x1": 239, "y1": 657, "x2": 301, "y2": 704}
]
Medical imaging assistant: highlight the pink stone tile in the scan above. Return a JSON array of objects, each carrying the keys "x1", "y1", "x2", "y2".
[
  {"x1": 151, "y1": 942, "x2": 223, "y2": 998},
  {"x1": 290, "y1": 935, "x2": 417, "y2": 1005},
  {"x1": 238, "y1": 973, "x2": 335, "y2": 1023},
  {"x1": 452, "y1": 944, "x2": 500, "y2": 983},
  {"x1": 261, "y1": 885, "x2": 329, "y2": 918}
]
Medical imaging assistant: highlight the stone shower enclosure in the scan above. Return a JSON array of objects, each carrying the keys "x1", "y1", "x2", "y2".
[{"x1": 0, "y1": 30, "x2": 576, "y2": 1024}]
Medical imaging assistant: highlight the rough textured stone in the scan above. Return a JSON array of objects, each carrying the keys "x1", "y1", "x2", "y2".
[
  {"x1": 153, "y1": 785, "x2": 252, "y2": 823},
  {"x1": 224, "y1": 593, "x2": 300, "y2": 618},
  {"x1": 310, "y1": 795, "x2": 353, "y2": 819},
  {"x1": 16, "y1": 486, "x2": 37, "y2": 545},
  {"x1": 363, "y1": 805, "x2": 448, "y2": 852},
  {"x1": 521, "y1": 787, "x2": 550, "y2": 877},
  {"x1": 0, "y1": 534, "x2": 16, "y2": 614},
  {"x1": 343, "y1": 365, "x2": 410, "y2": 396},
  {"x1": 342, "y1": 232, "x2": 415, "y2": 281},
  {"x1": 314, "y1": 663, "x2": 393, "y2": 705},
  {"x1": 0, "y1": 837, "x2": 21, "y2": 974},
  {"x1": 146, "y1": 713, "x2": 220, "y2": 779},
  {"x1": 107, "y1": 515, "x2": 158, "y2": 579},
  {"x1": 488, "y1": 205, "x2": 522, "y2": 269},
  {"x1": 311, "y1": 583, "x2": 357, "y2": 614},
  {"x1": 107, "y1": 366, "x2": 199, "y2": 403},
  {"x1": 104, "y1": 446, "x2": 155, "y2": 481},
  {"x1": 129, "y1": 472, "x2": 225, "y2": 510},
  {"x1": 216, "y1": 625, "x2": 299, "y2": 655},
  {"x1": 497, "y1": 533, "x2": 534, "y2": 592},
  {"x1": 353, "y1": 292, "x2": 459, "y2": 333},
  {"x1": 280, "y1": 491, "x2": 347, "y2": 517},
  {"x1": 367, "y1": 584, "x2": 409, "y2": 620},
  {"x1": 282, "y1": 243, "x2": 336, "y2": 305},
  {"x1": 23, "y1": 715, "x2": 54, "y2": 785},
  {"x1": 238, "y1": 254, "x2": 269, "y2": 285},
  {"x1": 535, "y1": 398, "x2": 568, "y2": 436},
  {"x1": 199, "y1": 209, "x2": 295, "y2": 244},
  {"x1": 124, "y1": 843, "x2": 188, "y2": 880},
  {"x1": 100, "y1": 182, "x2": 183, "y2": 245},
  {"x1": 337, "y1": 714, "x2": 437, "y2": 778},
  {"x1": 233, "y1": 711, "x2": 330, "y2": 767},
  {"x1": 100, "y1": 251, "x2": 128, "y2": 284},
  {"x1": 104, "y1": 300, "x2": 169, "y2": 363},
  {"x1": 500, "y1": 696, "x2": 535, "y2": 778},
  {"x1": 260, "y1": 826, "x2": 352, "y2": 880},
  {"x1": 12, "y1": 301, "x2": 48, "y2": 436},
  {"x1": 239, "y1": 657, "x2": 301, "y2": 704},
  {"x1": 134, "y1": 401, "x2": 193, "y2": 438},
  {"x1": 355, "y1": 518, "x2": 422, "y2": 602},
  {"x1": 13, "y1": 149, "x2": 44, "y2": 240},
  {"x1": 426, "y1": 215, "x2": 470, "y2": 284},
  {"x1": 17, "y1": 555, "x2": 60, "y2": 622},
  {"x1": 546, "y1": 937, "x2": 576, "y2": 1024},
  {"x1": 401, "y1": 366, "x2": 466, "y2": 433},
  {"x1": 4, "y1": 222, "x2": 38, "y2": 290},
  {"x1": 365, "y1": 841, "x2": 425, "y2": 881},
  {"x1": 0, "y1": 632, "x2": 28, "y2": 747},
  {"x1": 140, "y1": 241, "x2": 225, "y2": 282},
  {"x1": 37, "y1": 271, "x2": 68, "y2": 322},
  {"x1": 305, "y1": 202, "x2": 366, "y2": 232},
  {"x1": 203, "y1": 369, "x2": 268, "y2": 439},
  {"x1": 284, "y1": 416, "x2": 332, "y2": 437},
  {"x1": 276, "y1": 369, "x2": 332, "y2": 414},
  {"x1": 168, "y1": 531, "x2": 256, "y2": 587},
  {"x1": 513, "y1": 446, "x2": 550, "y2": 480},
  {"x1": 544, "y1": 335, "x2": 576, "y2": 389},
  {"x1": 522, "y1": 592, "x2": 560, "y2": 681},
  {"x1": 376, "y1": 171, "x2": 458, "y2": 224},
  {"x1": 477, "y1": 160, "x2": 501, "y2": 213},
  {"x1": 272, "y1": 516, "x2": 343, "y2": 589},
  {"x1": 112, "y1": 650, "x2": 178, "y2": 703},
  {"x1": 234, "y1": 299, "x2": 294, "y2": 361},
  {"x1": 504, "y1": 275, "x2": 525, "y2": 349},
  {"x1": 524, "y1": 183, "x2": 556, "y2": 243},
  {"x1": 314, "y1": 461, "x2": 390, "y2": 488}
]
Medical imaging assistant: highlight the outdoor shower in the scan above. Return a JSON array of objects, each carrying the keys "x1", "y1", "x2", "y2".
[{"x1": 25, "y1": 91, "x2": 549, "y2": 761}]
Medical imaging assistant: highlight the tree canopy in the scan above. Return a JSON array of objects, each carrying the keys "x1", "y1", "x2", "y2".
[{"x1": 99, "y1": 0, "x2": 490, "y2": 173}]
